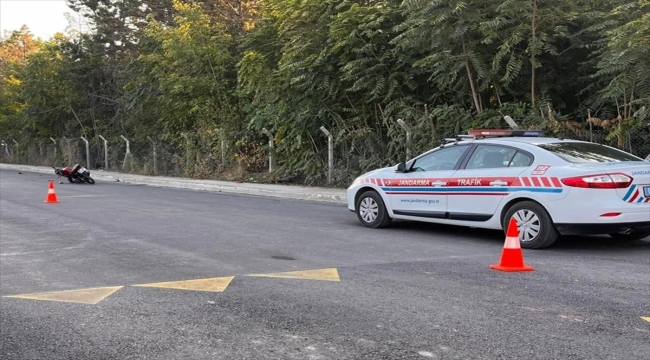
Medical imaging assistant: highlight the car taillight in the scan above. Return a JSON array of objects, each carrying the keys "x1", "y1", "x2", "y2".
[{"x1": 561, "y1": 173, "x2": 633, "y2": 189}]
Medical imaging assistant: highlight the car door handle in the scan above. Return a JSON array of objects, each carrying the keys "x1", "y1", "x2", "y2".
[
  {"x1": 432, "y1": 180, "x2": 447, "y2": 187},
  {"x1": 490, "y1": 180, "x2": 508, "y2": 187}
]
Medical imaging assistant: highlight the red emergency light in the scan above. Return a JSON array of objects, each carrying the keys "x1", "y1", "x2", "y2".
[{"x1": 467, "y1": 129, "x2": 545, "y2": 137}]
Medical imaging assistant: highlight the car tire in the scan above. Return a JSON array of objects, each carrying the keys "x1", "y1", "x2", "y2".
[
  {"x1": 503, "y1": 201, "x2": 559, "y2": 249},
  {"x1": 608, "y1": 231, "x2": 650, "y2": 241},
  {"x1": 355, "y1": 190, "x2": 392, "y2": 228}
]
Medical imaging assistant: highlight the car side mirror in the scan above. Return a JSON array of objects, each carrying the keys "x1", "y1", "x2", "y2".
[{"x1": 395, "y1": 162, "x2": 407, "y2": 173}]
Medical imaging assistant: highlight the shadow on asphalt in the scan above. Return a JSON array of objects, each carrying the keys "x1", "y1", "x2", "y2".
[
  {"x1": 552, "y1": 235, "x2": 650, "y2": 251},
  {"x1": 349, "y1": 219, "x2": 650, "y2": 252}
]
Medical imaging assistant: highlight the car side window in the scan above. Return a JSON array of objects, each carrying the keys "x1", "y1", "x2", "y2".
[
  {"x1": 465, "y1": 145, "x2": 518, "y2": 170},
  {"x1": 411, "y1": 145, "x2": 468, "y2": 172},
  {"x1": 508, "y1": 151, "x2": 533, "y2": 167}
]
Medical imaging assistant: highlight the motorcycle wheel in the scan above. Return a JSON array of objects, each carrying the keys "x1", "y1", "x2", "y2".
[
  {"x1": 87, "y1": 177, "x2": 95, "y2": 184},
  {"x1": 68, "y1": 176, "x2": 75, "y2": 183}
]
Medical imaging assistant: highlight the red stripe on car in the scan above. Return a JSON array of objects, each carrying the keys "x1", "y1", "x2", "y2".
[
  {"x1": 551, "y1": 177, "x2": 562, "y2": 187},
  {"x1": 540, "y1": 177, "x2": 551, "y2": 187}
]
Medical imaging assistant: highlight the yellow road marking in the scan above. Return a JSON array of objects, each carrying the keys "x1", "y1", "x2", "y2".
[
  {"x1": 133, "y1": 276, "x2": 234, "y2": 292},
  {"x1": 2, "y1": 268, "x2": 340, "y2": 305},
  {"x1": 247, "y1": 268, "x2": 340, "y2": 281},
  {"x1": 3, "y1": 286, "x2": 123, "y2": 305},
  {"x1": 641, "y1": 317, "x2": 650, "y2": 323}
]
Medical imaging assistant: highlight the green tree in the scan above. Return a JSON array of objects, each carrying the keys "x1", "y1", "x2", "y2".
[
  {"x1": 592, "y1": 0, "x2": 650, "y2": 146},
  {"x1": 393, "y1": 0, "x2": 495, "y2": 114},
  {"x1": 8, "y1": 34, "x2": 87, "y2": 141},
  {"x1": 0, "y1": 27, "x2": 41, "y2": 139},
  {"x1": 125, "y1": 0, "x2": 238, "y2": 175},
  {"x1": 479, "y1": 0, "x2": 579, "y2": 109}
]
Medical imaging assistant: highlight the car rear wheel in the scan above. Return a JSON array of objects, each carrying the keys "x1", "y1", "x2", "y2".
[
  {"x1": 356, "y1": 190, "x2": 392, "y2": 228},
  {"x1": 503, "y1": 201, "x2": 559, "y2": 249},
  {"x1": 608, "y1": 231, "x2": 650, "y2": 241}
]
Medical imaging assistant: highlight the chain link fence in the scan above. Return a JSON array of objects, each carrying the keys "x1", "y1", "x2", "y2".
[
  {"x1": 2, "y1": 125, "x2": 649, "y2": 186},
  {"x1": 561, "y1": 127, "x2": 650, "y2": 160}
]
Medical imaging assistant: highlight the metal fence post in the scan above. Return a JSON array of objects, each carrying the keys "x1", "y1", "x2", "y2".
[
  {"x1": 587, "y1": 109, "x2": 594, "y2": 142},
  {"x1": 120, "y1": 135, "x2": 131, "y2": 170},
  {"x1": 319, "y1": 126, "x2": 333, "y2": 184},
  {"x1": 221, "y1": 138, "x2": 226, "y2": 166},
  {"x1": 80, "y1": 136, "x2": 90, "y2": 168},
  {"x1": 49, "y1": 137, "x2": 57, "y2": 159},
  {"x1": 215, "y1": 128, "x2": 227, "y2": 167},
  {"x1": 1, "y1": 141, "x2": 8, "y2": 157},
  {"x1": 98, "y1": 135, "x2": 108, "y2": 170},
  {"x1": 397, "y1": 119, "x2": 411, "y2": 161},
  {"x1": 261, "y1": 128, "x2": 274, "y2": 173},
  {"x1": 146, "y1": 136, "x2": 157, "y2": 175}
]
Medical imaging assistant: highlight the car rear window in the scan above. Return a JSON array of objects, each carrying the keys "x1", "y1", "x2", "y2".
[{"x1": 537, "y1": 142, "x2": 642, "y2": 163}]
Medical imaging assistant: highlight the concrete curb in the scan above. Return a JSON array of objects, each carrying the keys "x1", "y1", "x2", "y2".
[{"x1": 1, "y1": 163, "x2": 348, "y2": 205}]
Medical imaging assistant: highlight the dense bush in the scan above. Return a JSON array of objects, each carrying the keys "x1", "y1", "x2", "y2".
[{"x1": 1, "y1": 0, "x2": 648, "y2": 185}]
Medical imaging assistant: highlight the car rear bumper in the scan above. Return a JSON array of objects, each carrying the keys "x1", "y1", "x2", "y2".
[{"x1": 555, "y1": 221, "x2": 650, "y2": 235}]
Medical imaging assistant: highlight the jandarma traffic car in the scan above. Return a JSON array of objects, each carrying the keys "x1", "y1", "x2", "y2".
[{"x1": 347, "y1": 129, "x2": 650, "y2": 249}]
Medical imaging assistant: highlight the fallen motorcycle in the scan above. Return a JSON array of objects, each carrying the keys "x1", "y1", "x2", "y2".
[{"x1": 53, "y1": 164, "x2": 96, "y2": 184}]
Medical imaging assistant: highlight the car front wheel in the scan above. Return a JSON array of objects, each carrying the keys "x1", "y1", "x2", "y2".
[
  {"x1": 356, "y1": 190, "x2": 392, "y2": 228},
  {"x1": 503, "y1": 201, "x2": 559, "y2": 249}
]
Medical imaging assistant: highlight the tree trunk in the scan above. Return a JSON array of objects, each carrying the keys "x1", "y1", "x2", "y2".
[
  {"x1": 461, "y1": 37, "x2": 482, "y2": 114},
  {"x1": 531, "y1": 0, "x2": 538, "y2": 108}
]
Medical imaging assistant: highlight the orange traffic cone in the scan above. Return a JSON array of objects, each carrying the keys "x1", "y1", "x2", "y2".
[
  {"x1": 44, "y1": 180, "x2": 60, "y2": 203},
  {"x1": 489, "y1": 218, "x2": 534, "y2": 272}
]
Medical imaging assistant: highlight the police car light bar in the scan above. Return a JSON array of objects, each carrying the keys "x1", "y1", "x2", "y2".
[{"x1": 467, "y1": 129, "x2": 545, "y2": 138}]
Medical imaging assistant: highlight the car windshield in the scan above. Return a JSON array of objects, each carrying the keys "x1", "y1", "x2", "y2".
[{"x1": 537, "y1": 142, "x2": 642, "y2": 163}]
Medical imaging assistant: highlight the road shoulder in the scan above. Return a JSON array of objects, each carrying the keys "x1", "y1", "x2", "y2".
[{"x1": 0, "y1": 163, "x2": 348, "y2": 204}]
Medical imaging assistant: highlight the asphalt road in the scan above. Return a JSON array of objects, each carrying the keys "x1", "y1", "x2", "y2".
[{"x1": 1, "y1": 169, "x2": 649, "y2": 360}]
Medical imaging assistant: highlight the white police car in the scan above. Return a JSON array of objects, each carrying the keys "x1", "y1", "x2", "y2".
[{"x1": 347, "y1": 129, "x2": 650, "y2": 249}]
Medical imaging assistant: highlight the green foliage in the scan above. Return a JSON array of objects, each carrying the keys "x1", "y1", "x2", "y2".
[
  {"x1": 2, "y1": 0, "x2": 650, "y2": 183},
  {"x1": 595, "y1": 1, "x2": 650, "y2": 113}
]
